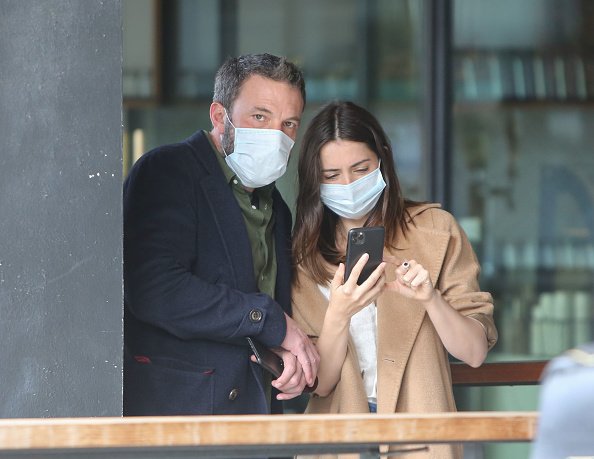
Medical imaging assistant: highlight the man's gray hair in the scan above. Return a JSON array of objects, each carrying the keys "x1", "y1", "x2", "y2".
[{"x1": 213, "y1": 53, "x2": 306, "y2": 111}]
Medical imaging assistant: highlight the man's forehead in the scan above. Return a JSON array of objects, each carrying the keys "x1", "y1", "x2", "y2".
[{"x1": 234, "y1": 76, "x2": 303, "y2": 110}]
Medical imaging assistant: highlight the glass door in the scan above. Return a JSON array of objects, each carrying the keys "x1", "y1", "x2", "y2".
[{"x1": 450, "y1": 0, "x2": 594, "y2": 456}]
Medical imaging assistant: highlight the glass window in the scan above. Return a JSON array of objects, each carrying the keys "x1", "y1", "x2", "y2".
[
  {"x1": 123, "y1": 0, "x2": 429, "y2": 206},
  {"x1": 176, "y1": 0, "x2": 221, "y2": 98},
  {"x1": 451, "y1": 0, "x2": 594, "y2": 456},
  {"x1": 123, "y1": 0, "x2": 158, "y2": 99}
]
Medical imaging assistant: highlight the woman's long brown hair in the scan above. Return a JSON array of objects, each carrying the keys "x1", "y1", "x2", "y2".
[{"x1": 292, "y1": 101, "x2": 418, "y2": 285}]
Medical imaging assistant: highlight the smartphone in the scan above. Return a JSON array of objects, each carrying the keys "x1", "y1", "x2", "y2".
[
  {"x1": 246, "y1": 337, "x2": 318, "y2": 393},
  {"x1": 344, "y1": 226, "x2": 385, "y2": 285},
  {"x1": 246, "y1": 337, "x2": 283, "y2": 378}
]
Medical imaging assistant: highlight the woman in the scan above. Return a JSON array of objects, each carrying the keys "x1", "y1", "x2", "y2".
[{"x1": 291, "y1": 101, "x2": 498, "y2": 458}]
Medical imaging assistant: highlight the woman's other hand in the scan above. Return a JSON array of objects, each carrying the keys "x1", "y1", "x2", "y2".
[{"x1": 385, "y1": 258, "x2": 436, "y2": 303}]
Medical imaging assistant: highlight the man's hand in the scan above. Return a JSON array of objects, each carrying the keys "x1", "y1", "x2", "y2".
[
  {"x1": 267, "y1": 348, "x2": 305, "y2": 400},
  {"x1": 280, "y1": 313, "x2": 319, "y2": 389}
]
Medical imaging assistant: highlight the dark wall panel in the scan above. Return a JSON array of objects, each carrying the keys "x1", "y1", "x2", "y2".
[{"x1": 0, "y1": 0, "x2": 123, "y2": 417}]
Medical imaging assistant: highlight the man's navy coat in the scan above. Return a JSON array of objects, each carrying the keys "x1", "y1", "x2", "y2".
[{"x1": 123, "y1": 130, "x2": 292, "y2": 415}]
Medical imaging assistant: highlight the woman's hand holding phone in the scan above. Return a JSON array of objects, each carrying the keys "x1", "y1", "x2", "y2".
[
  {"x1": 328, "y1": 254, "x2": 387, "y2": 323},
  {"x1": 313, "y1": 231, "x2": 387, "y2": 398}
]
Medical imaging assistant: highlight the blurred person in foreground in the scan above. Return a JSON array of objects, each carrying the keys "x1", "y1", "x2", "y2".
[{"x1": 530, "y1": 341, "x2": 594, "y2": 459}]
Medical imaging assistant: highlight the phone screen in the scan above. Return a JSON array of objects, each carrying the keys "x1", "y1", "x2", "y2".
[{"x1": 345, "y1": 226, "x2": 385, "y2": 285}]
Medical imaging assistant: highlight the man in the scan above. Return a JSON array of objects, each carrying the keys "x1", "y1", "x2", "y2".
[{"x1": 123, "y1": 53, "x2": 319, "y2": 416}]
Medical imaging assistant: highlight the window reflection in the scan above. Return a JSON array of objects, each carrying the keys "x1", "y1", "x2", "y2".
[
  {"x1": 123, "y1": 0, "x2": 429, "y2": 205},
  {"x1": 452, "y1": 0, "x2": 594, "y2": 363}
]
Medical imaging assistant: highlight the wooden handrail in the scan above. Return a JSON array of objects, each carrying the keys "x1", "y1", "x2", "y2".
[
  {"x1": 0, "y1": 412, "x2": 538, "y2": 454},
  {"x1": 451, "y1": 361, "x2": 548, "y2": 386}
]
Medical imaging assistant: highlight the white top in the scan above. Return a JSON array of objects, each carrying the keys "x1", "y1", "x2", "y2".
[{"x1": 318, "y1": 285, "x2": 378, "y2": 404}]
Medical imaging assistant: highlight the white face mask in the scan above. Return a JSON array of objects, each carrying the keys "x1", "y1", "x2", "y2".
[
  {"x1": 222, "y1": 111, "x2": 295, "y2": 188},
  {"x1": 320, "y1": 165, "x2": 386, "y2": 220}
]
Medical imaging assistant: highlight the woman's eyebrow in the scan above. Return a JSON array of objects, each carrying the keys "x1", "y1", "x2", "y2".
[
  {"x1": 351, "y1": 159, "x2": 371, "y2": 168},
  {"x1": 321, "y1": 159, "x2": 371, "y2": 173}
]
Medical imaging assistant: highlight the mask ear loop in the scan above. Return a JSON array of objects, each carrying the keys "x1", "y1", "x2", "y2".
[
  {"x1": 224, "y1": 108, "x2": 236, "y2": 128},
  {"x1": 221, "y1": 108, "x2": 236, "y2": 158}
]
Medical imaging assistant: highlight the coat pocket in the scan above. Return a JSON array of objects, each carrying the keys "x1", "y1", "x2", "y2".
[{"x1": 124, "y1": 354, "x2": 215, "y2": 415}]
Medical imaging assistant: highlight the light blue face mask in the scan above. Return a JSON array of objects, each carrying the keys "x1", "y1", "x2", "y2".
[
  {"x1": 222, "y1": 111, "x2": 294, "y2": 188},
  {"x1": 320, "y1": 165, "x2": 386, "y2": 220}
]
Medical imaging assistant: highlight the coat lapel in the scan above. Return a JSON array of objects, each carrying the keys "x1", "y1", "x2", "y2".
[
  {"x1": 272, "y1": 191, "x2": 292, "y2": 312},
  {"x1": 187, "y1": 131, "x2": 255, "y2": 290},
  {"x1": 291, "y1": 271, "x2": 328, "y2": 337},
  {"x1": 376, "y1": 222, "x2": 450, "y2": 414},
  {"x1": 200, "y1": 175, "x2": 254, "y2": 285},
  {"x1": 292, "y1": 271, "x2": 369, "y2": 413}
]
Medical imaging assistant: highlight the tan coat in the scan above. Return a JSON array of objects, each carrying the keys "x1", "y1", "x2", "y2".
[{"x1": 292, "y1": 204, "x2": 498, "y2": 459}]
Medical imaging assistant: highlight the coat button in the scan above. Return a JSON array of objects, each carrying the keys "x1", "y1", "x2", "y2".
[
  {"x1": 249, "y1": 309, "x2": 263, "y2": 322},
  {"x1": 228, "y1": 388, "x2": 239, "y2": 401}
]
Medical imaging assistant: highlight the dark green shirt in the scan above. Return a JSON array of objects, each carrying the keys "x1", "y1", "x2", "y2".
[{"x1": 208, "y1": 132, "x2": 277, "y2": 299}]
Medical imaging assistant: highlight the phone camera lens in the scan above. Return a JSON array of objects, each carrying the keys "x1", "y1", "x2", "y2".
[{"x1": 351, "y1": 231, "x2": 365, "y2": 244}]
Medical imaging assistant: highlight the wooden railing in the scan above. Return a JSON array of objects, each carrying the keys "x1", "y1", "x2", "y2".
[
  {"x1": 451, "y1": 360, "x2": 548, "y2": 386},
  {"x1": 0, "y1": 364, "x2": 544, "y2": 456},
  {"x1": 0, "y1": 412, "x2": 538, "y2": 457},
  {"x1": 0, "y1": 363, "x2": 544, "y2": 456}
]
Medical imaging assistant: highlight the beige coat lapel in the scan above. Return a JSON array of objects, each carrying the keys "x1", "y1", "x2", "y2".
[
  {"x1": 291, "y1": 272, "x2": 327, "y2": 338},
  {"x1": 291, "y1": 271, "x2": 369, "y2": 413},
  {"x1": 376, "y1": 222, "x2": 450, "y2": 414}
]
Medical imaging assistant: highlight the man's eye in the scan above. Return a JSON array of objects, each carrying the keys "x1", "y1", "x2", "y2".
[
  {"x1": 254, "y1": 114, "x2": 265, "y2": 121},
  {"x1": 284, "y1": 121, "x2": 297, "y2": 128}
]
